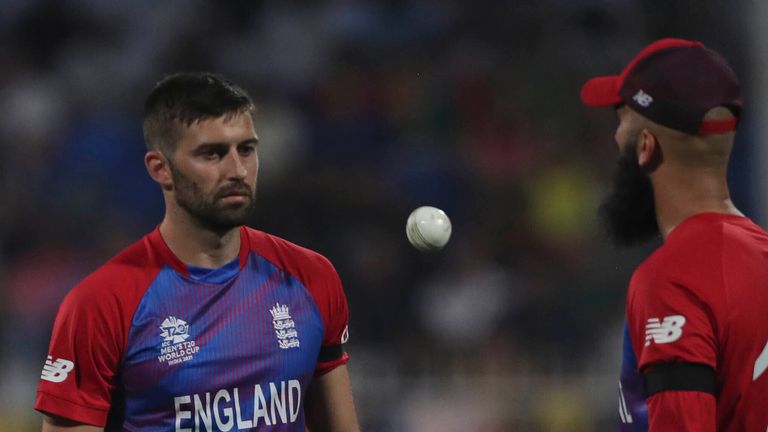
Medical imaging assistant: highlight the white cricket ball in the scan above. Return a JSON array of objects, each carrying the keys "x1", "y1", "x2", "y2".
[{"x1": 406, "y1": 206, "x2": 452, "y2": 252}]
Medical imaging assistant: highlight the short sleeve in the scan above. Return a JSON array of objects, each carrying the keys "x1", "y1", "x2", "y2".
[
  {"x1": 309, "y1": 257, "x2": 350, "y2": 375},
  {"x1": 34, "y1": 284, "x2": 123, "y2": 427},
  {"x1": 627, "y1": 275, "x2": 717, "y2": 372}
]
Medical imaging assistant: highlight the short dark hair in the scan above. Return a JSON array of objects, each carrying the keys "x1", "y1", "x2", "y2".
[{"x1": 143, "y1": 72, "x2": 255, "y2": 153}]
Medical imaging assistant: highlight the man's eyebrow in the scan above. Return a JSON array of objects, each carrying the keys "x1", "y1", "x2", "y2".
[
  {"x1": 238, "y1": 137, "x2": 259, "y2": 146},
  {"x1": 193, "y1": 137, "x2": 258, "y2": 150},
  {"x1": 193, "y1": 142, "x2": 229, "y2": 152}
]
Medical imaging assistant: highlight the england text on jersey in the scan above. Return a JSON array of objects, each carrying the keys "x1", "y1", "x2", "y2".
[{"x1": 174, "y1": 380, "x2": 301, "y2": 431}]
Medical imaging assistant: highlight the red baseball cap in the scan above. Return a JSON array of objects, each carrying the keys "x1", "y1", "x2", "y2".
[{"x1": 580, "y1": 38, "x2": 743, "y2": 135}]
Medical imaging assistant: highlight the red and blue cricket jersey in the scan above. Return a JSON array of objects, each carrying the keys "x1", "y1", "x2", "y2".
[
  {"x1": 618, "y1": 213, "x2": 768, "y2": 431},
  {"x1": 35, "y1": 226, "x2": 350, "y2": 431}
]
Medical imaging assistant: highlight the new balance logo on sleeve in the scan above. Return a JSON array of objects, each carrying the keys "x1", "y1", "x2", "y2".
[
  {"x1": 645, "y1": 315, "x2": 686, "y2": 346},
  {"x1": 40, "y1": 356, "x2": 74, "y2": 383}
]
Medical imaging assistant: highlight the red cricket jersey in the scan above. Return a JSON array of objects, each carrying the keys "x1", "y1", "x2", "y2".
[{"x1": 627, "y1": 213, "x2": 768, "y2": 431}]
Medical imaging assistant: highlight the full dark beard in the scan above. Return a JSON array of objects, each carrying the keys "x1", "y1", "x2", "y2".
[
  {"x1": 598, "y1": 149, "x2": 659, "y2": 247},
  {"x1": 169, "y1": 162, "x2": 256, "y2": 234}
]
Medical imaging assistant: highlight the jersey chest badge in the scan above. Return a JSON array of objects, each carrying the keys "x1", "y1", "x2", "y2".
[
  {"x1": 158, "y1": 316, "x2": 200, "y2": 366},
  {"x1": 270, "y1": 303, "x2": 300, "y2": 349}
]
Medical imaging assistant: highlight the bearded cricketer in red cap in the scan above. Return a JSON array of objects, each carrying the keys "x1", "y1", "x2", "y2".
[{"x1": 582, "y1": 38, "x2": 768, "y2": 431}]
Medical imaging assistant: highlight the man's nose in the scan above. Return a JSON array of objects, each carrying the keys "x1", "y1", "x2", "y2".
[{"x1": 227, "y1": 152, "x2": 248, "y2": 179}]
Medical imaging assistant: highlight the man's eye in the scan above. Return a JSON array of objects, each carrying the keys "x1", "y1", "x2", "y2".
[
  {"x1": 239, "y1": 146, "x2": 255, "y2": 156},
  {"x1": 201, "y1": 149, "x2": 223, "y2": 159}
]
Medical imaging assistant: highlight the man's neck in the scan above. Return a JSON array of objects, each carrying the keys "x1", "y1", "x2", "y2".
[
  {"x1": 653, "y1": 171, "x2": 743, "y2": 239},
  {"x1": 159, "y1": 210, "x2": 242, "y2": 269}
]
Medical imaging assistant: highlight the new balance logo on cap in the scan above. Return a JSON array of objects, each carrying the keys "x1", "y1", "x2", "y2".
[
  {"x1": 645, "y1": 315, "x2": 686, "y2": 346},
  {"x1": 633, "y1": 89, "x2": 653, "y2": 107},
  {"x1": 40, "y1": 356, "x2": 74, "y2": 383}
]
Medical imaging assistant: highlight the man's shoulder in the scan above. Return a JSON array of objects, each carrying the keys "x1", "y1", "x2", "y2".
[
  {"x1": 666, "y1": 213, "x2": 766, "y2": 250},
  {"x1": 242, "y1": 227, "x2": 338, "y2": 283},
  {"x1": 66, "y1": 234, "x2": 163, "y2": 305},
  {"x1": 638, "y1": 214, "x2": 734, "y2": 274},
  {"x1": 244, "y1": 227, "x2": 328, "y2": 264},
  {"x1": 630, "y1": 214, "x2": 748, "y2": 298}
]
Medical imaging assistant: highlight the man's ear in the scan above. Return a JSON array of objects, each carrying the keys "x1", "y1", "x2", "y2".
[
  {"x1": 145, "y1": 150, "x2": 173, "y2": 190},
  {"x1": 637, "y1": 129, "x2": 662, "y2": 171}
]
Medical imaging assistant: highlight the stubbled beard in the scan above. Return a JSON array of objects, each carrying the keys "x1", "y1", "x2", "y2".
[
  {"x1": 169, "y1": 162, "x2": 256, "y2": 234},
  {"x1": 598, "y1": 148, "x2": 659, "y2": 247}
]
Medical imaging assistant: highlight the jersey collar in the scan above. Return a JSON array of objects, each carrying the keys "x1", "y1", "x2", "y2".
[{"x1": 148, "y1": 226, "x2": 251, "y2": 277}]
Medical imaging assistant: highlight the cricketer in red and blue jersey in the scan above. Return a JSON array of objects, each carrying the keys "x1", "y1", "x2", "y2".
[
  {"x1": 35, "y1": 73, "x2": 359, "y2": 431},
  {"x1": 36, "y1": 226, "x2": 350, "y2": 431}
]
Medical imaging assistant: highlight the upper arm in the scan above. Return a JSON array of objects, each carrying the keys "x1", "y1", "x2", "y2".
[
  {"x1": 42, "y1": 414, "x2": 103, "y2": 432},
  {"x1": 628, "y1": 273, "x2": 718, "y2": 372},
  {"x1": 627, "y1": 269, "x2": 719, "y2": 429},
  {"x1": 646, "y1": 390, "x2": 715, "y2": 432},
  {"x1": 305, "y1": 365, "x2": 359, "y2": 432},
  {"x1": 303, "y1": 256, "x2": 357, "y2": 430},
  {"x1": 35, "y1": 282, "x2": 124, "y2": 426},
  {"x1": 304, "y1": 255, "x2": 351, "y2": 375}
]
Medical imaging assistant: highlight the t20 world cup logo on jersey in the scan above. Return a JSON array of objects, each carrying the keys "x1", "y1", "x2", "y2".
[
  {"x1": 158, "y1": 316, "x2": 200, "y2": 366},
  {"x1": 270, "y1": 303, "x2": 300, "y2": 349},
  {"x1": 160, "y1": 316, "x2": 189, "y2": 343}
]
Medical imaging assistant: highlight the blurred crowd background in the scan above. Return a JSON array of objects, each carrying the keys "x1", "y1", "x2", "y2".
[{"x1": 0, "y1": 1, "x2": 762, "y2": 431}]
